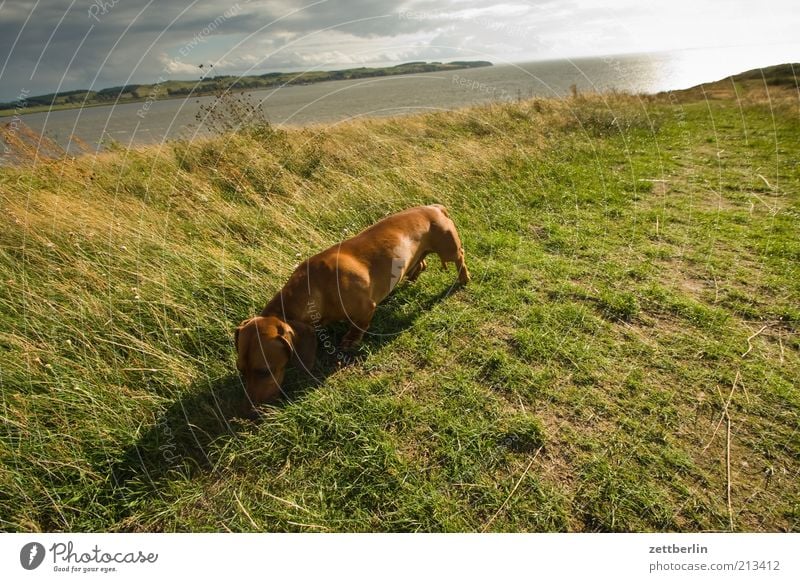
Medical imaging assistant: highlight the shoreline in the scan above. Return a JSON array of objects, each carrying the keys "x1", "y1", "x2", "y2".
[
  {"x1": 1, "y1": 63, "x2": 795, "y2": 167},
  {"x1": 0, "y1": 61, "x2": 492, "y2": 119}
]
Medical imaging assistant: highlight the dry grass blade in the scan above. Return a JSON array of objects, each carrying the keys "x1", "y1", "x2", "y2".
[
  {"x1": 233, "y1": 491, "x2": 260, "y2": 530},
  {"x1": 741, "y1": 325, "x2": 768, "y2": 358},
  {"x1": 481, "y1": 446, "x2": 543, "y2": 532},
  {"x1": 703, "y1": 371, "x2": 740, "y2": 453},
  {"x1": 726, "y1": 414, "x2": 734, "y2": 532}
]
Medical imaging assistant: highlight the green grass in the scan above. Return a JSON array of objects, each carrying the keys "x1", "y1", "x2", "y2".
[{"x1": 0, "y1": 80, "x2": 798, "y2": 532}]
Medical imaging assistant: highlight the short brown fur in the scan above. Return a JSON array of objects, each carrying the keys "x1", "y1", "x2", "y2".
[{"x1": 235, "y1": 204, "x2": 470, "y2": 410}]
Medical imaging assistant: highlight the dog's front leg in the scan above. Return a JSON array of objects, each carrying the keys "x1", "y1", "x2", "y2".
[
  {"x1": 340, "y1": 299, "x2": 376, "y2": 350},
  {"x1": 405, "y1": 258, "x2": 427, "y2": 282}
]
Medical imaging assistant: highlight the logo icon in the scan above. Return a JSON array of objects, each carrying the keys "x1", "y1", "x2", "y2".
[{"x1": 20, "y1": 542, "x2": 46, "y2": 570}]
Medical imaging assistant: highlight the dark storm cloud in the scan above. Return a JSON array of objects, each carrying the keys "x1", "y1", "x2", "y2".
[
  {"x1": 0, "y1": 0, "x2": 474, "y2": 99},
  {"x1": 1, "y1": 0, "x2": 203, "y2": 99}
]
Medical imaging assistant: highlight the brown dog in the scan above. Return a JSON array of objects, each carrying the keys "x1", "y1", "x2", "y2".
[{"x1": 235, "y1": 204, "x2": 470, "y2": 408}]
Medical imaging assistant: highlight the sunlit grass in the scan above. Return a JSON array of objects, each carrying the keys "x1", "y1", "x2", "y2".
[{"x1": 1, "y1": 81, "x2": 798, "y2": 531}]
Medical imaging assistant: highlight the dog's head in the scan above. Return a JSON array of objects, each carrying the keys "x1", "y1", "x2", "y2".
[{"x1": 235, "y1": 315, "x2": 316, "y2": 406}]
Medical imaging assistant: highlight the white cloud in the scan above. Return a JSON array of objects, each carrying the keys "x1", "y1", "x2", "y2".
[{"x1": 157, "y1": 53, "x2": 202, "y2": 75}]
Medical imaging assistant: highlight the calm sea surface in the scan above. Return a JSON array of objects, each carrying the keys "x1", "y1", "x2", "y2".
[{"x1": 10, "y1": 46, "x2": 799, "y2": 152}]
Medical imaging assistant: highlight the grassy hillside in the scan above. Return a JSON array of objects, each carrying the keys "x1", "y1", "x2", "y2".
[
  {"x1": 661, "y1": 63, "x2": 799, "y2": 101},
  {"x1": 0, "y1": 60, "x2": 492, "y2": 117},
  {"x1": 0, "y1": 75, "x2": 798, "y2": 532}
]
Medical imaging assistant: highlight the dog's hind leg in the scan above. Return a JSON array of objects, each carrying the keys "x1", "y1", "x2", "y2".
[
  {"x1": 405, "y1": 255, "x2": 428, "y2": 282},
  {"x1": 433, "y1": 226, "x2": 471, "y2": 285},
  {"x1": 455, "y1": 248, "x2": 471, "y2": 284}
]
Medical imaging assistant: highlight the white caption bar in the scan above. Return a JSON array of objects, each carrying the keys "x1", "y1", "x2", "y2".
[{"x1": 2, "y1": 533, "x2": 797, "y2": 581}]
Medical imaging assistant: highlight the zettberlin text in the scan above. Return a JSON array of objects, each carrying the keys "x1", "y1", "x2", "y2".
[{"x1": 649, "y1": 544, "x2": 708, "y2": 554}]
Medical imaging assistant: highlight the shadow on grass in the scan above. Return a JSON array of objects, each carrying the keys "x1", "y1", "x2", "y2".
[{"x1": 105, "y1": 280, "x2": 462, "y2": 522}]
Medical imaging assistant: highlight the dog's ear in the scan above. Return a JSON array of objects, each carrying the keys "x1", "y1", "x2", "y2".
[
  {"x1": 235, "y1": 317, "x2": 255, "y2": 351},
  {"x1": 278, "y1": 321, "x2": 317, "y2": 373}
]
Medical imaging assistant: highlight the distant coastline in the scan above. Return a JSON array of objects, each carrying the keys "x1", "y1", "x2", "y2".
[{"x1": 0, "y1": 61, "x2": 492, "y2": 118}]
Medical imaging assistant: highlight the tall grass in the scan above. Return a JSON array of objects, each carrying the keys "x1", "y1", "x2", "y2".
[{"x1": 1, "y1": 85, "x2": 798, "y2": 531}]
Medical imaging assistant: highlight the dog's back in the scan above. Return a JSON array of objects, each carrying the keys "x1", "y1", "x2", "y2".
[{"x1": 263, "y1": 203, "x2": 468, "y2": 328}]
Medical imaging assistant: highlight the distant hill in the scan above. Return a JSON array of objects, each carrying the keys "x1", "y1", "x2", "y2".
[
  {"x1": 723, "y1": 62, "x2": 799, "y2": 85},
  {"x1": 662, "y1": 63, "x2": 799, "y2": 101},
  {"x1": 0, "y1": 61, "x2": 493, "y2": 116}
]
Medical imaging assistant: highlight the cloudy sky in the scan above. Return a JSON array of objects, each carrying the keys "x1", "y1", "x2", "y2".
[{"x1": 0, "y1": 0, "x2": 797, "y2": 100}]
